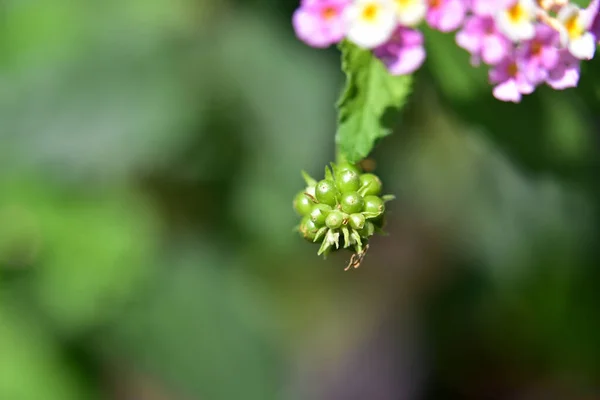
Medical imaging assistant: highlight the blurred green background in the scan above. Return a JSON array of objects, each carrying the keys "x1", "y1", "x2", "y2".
[{"x1": 2, "y1": 1, "x2": 600, "y2": 399}]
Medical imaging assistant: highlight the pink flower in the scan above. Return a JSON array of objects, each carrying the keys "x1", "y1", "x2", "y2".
[
  {"x1": 292, "y1": 0, "x2": 350, "y2": 48},
  {"x1": 470, "y1": 0, "x2": 512, "y2": 16},
  {"x1": 456, "y1": 15, "x2": 511, "y2": 65},
  {"x1": 373, "y1": 27, "x2": 426, "y2": 75},
  {"x1": 546, "y1": 50, "x2": 581, "y2": 90},
  {"x1": 426, "y1": 0, "x2": 467, "y2": 32},
  {"x1": 517, "y1": 24, "x2": 560, "y2": 85},
  {"x1": 489, "y1": 54, "x2": 535, "y2": 103}
]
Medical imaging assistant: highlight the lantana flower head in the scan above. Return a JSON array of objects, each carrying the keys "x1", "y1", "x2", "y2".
[{"x1": 292, "y1": 0, "x2": 600, "y2": 103}]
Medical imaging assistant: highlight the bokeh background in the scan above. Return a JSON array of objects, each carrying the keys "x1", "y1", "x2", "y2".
[{"x1": 2, "y1": 1, "x2": 600, "y2": 399}]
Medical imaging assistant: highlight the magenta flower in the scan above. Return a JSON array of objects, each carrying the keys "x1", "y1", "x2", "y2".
[
  {"x1": 546, "y1": 50, "x2": 581, "y2": 90},
  {"x1": 517, "y1": 24, "x2": 560, "y2": 85},
  {"x1": 456, "y1": 15, "x2": 512, "y2": 65},
  {"x1": 489, "y1": 54, "x2": 535, "y2": 103},
  {"x1": 292, "y1": 0, "x2": 350, "y2": 48},
  {"x1": 374, "y1": 27, "x2": 426, "y2": 75},
  {"x1": 426, "y1": 0, "x2": 467, "y2": 32}
]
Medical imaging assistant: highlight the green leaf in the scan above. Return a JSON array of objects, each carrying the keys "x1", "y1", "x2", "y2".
[
  {"x1": 301, "y1": 170, "x2": 317, "y2": 187},
  {"x1": 324, "y1": 165, "x2": 333, "y2": 181},
  {"x1": 336, "y1": 41, "x2": 413, "y2": 163}
]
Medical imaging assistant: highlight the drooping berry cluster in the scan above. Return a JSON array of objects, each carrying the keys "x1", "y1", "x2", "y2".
[
  {"x1": 293, "y1": 162, "x2": 393, "y2": 261},
  {"x1": 293, "y1": 0, "x2": 600, "y2": 102}
]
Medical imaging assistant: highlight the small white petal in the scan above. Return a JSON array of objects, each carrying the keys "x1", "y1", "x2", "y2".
[
  {"x1": 393, "y1": 0, "x2": 426, "y2": 27},
  {"x1": 345, "y1": 0, "x2": 398, "y2": 49},
  {"x1": 557, "y1": 4, "x2": 580, "y2": 23},
  {"x1": 555, "y1": 24, "x2": 570, "y2": 47},
  {"x1": 569, "y1": 32, "x2": 596, "y2": 59},
  {"x1": 495, "y1": 0, "x2": 537, "y2": 41}
]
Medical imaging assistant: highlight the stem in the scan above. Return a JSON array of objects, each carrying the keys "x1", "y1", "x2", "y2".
[{"x1": 335, "y1": 147, "x2": 347, "y2": 164}]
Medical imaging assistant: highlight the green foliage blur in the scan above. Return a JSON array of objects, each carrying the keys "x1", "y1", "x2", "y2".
[{"x1": 2, "y1": 1, "x2": 600, "y2": 399}]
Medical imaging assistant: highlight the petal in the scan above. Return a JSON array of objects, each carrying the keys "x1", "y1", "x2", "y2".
[
  {"x1": 535, "y1": 23, "x2": 559, "y2": 43},
  {"x1": 293, "y1": 9, "x2": 332, "y2": 47},
  {"x1": 456, "y1": 29, "x2": 481, "y2": 53},
  {"x1": 385, "y1": 45, "x2": 426, "y2": 75},
  {"x1": 523, "y1": 59, "x2": 547, "y2": 84},
  {"x1": 481, "y1": 34, "x2": 510, "y2": 65},
  {"x1": 569, "y1": 32, "x2": 596, "y2": 59},
  {"x1": 345, "y1": 2, "x2": 398, "y2": 49},
  {"x1": 398, "y1": 26, "x2": 424, "y2": 47},
  {"x1": 516, "y1": 73, "x2": 535, "y2": 94},
  {"x1": 489, "y1": 59, "x2": 510, "y2": 83},
  {"x1": 395, "y1": 0, "x2": 427, "y2": 26},
  {"x1": 471, "y1": 0, "x2": 510, "y2": 16},
  {"x1": 497, "y1": 13, "x2": 535, "y2": 42},
  {"x1": 431, "y1": 0, "x2": 467, "y2": 32},
  {"x1": 581, "y1": 0, "x2": 600, "y2": 28},
  {"x1": 547, "y1": 65, "x2": 580, "y2": 89},
  {"x1": 540, "y1": 46, "x2": 560, "y2": 69},
  {"x1": 493, "y1": 80, "x2": 522, "y2": 103}
]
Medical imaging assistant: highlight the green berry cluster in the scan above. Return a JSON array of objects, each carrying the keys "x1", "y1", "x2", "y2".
[{"x1": 293, "y1": 162, "x2": 394, "y2": 259}]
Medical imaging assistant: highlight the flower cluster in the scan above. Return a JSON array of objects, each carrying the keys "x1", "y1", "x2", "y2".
[
  {"x1": 293, "y1": 162, "x2": 393, "y2": 269},
  {"x1": 293, "y1": 0, "x2": 600, "y2": 102}
]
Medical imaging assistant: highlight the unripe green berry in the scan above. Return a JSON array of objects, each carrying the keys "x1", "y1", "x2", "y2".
[
  {"x1": 335, "y1": 169, "x2": 360, "y2": 193},
  {"x1": 310, "y1": 203, "x2": 332, "y2": 226},
  {"x1": 360, "y1": 173, "x2": 382, "y2": 196},
  {"x1": 340, "y1": 192, "x2": 364, "y2": 214},
  {"x1": 337, "y1": 162, "x2": 362, "y2": 176},
  {"x1": 315, "y1": 179, "x2": 338, "y2": 206},
  {"x1": 359, "y1": 221, "x2": 375, "y2": 238},
  {"x1": 300, "y1": 216, "x2": 319, "y2": 241},
  {"x1": 349, "y1": 213, "x2": 365, "y2": 230},
  {"x1": 326, "y1": 210, "x2": 344, "y2": 229},
  {"x1": 293, "y1": 191, "x2": 314, "y2": 216},
  {"x1": 363, "y1": 195, "x2": 385, "y2": 216}
]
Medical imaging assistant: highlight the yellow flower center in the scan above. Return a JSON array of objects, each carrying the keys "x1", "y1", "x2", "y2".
[
  {"x1": 429, "y1": 0, "x2": 441, "y2": 8},
  {"x1": 508, "y1": 3, "x2": 527, "y2": 23},
  {"x1": 362, "y1": 3, "x2": 379, "y2": 21},
  {"x1": 508, "y1": 62, "x2": 519, "y2": 77},
  {"x1": 395, "y1": 0, "x2": 418, "y2": 9},
  {"x1": 565, "y1": 14, "x2": 584, "y2": 39}
]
